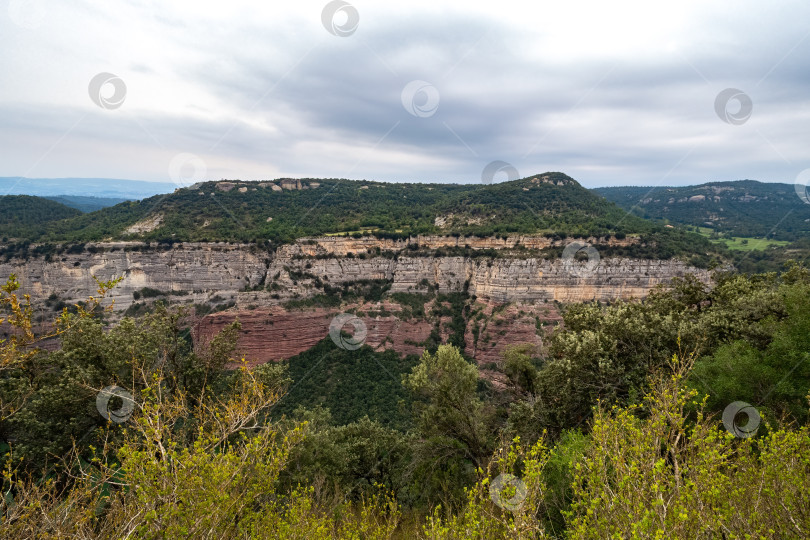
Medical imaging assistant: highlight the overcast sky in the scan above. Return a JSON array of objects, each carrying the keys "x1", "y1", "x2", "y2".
[{"x1": 2, "y1": 0, "x2": 809, "y2": 187}]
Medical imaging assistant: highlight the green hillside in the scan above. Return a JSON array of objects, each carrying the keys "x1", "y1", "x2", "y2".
[
  {"x1": 45, "y1": 195, "x2": 130, "y2": 213},
  {"x1": 0, "y1": 173, "x2": 724, "y2": 263},
  {"x1": 0, "y1": 195, "x2": 82, "y2": 239},
  {"x1": 594, "y1": 180, "x2": 810, "y2": 241}
]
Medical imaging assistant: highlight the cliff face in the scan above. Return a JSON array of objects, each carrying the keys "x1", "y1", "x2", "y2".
[
  {"x1": 0, "y1": 235, "x2": 710, "y2": 365},
  {"x1": 0, "y1": 242, "x2": 266, "y2": 309},
  {"x1": 193, "y1": 301, "x2": 446, "y2": 366},
  {"x1": 275, "y1": 233, "x2": 636, "y2": 257},
  {"x1": 193, "y1": 299, "x2": 562, "y2": 367},
  {"x1": 261, "y1": 255, "x2": 707, "y2": 304}
]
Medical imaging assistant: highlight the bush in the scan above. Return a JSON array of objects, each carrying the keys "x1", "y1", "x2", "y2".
[
  {"x1": 138, "y1": 287, "x2": 165, "y2": 298},
  {"x1": 567, "y1": 355, "x2": 810, "y2": 537}
]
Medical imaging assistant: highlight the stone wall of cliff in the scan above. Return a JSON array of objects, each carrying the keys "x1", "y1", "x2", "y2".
[
  {"x1": 0, "y1": 242, "x2": 266, "y2": 310},
  {"x1": 0, "y1": 235, "x2": 708, "y2": 311},
  {"x1": 264, "y1": 254, "x2": 709, "y2": 304},
  {"x1": 0, "y1": 235, "x2": 711, "y2": 365}
]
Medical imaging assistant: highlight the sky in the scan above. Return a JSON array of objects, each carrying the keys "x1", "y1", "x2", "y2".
[{"x1": 1, "y1": 0, "x2": 810, "y2": 188}]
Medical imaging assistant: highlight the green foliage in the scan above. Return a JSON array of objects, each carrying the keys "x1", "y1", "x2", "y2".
[
  {"x1": 0, "y1": 195, "x2": 81, "y2": 239},
  {"x1": 136, "y1": 286, "x2": 165, "y2": 298},
  {"x1": 432, "y1": 293, "x2": 469, "y2": 350},
  {"x1": 4, "y1": 266, "x2": 810, "y2": 537},
  {"x1": 596, "y1": 180, "x2": 810, "y2": 241},
  {"x1": 0, "y1": 175, "x2": 724, "y2": 262},
  {"x1": 522, "y1": 269, "x2": 810, "y2": 436},
  {"x1": 281, "y1": 414, "x2": 413, "y2": 504},
  {"x1": 272, "y1": 338, "x2": 419, "y2": 430},
  {"x1": 541, "y1": 429, "x2": 588, "y2": 535},
  {"x1": 284, "y1": 279, "x2": 391, "y2": 310},
  {"x1": 403, "y1": 345, "x2": 496, "y2": 506},
  {"x1": 690, "y1": 277, "x2": 810, "y2": 423},
  {"x1": 44, "y1": 195, "x2": 129, "y2": 213},
  {"x1": 2, "y1": 299, "x2": 242, "y2": 474},
  {"x1": 597, "y1": 181, "x2": 810, "y2": 271},
  {"x1": 404, "y1": 345, "x2": 490, "y2": 465},
  {"x1": 389, "y1": 292, "x2": 433, "y2": 319},
  {"x1": 566, "y1": 355, "x2": 810, "y2": 538},
  {"x1": 1, "y1": 275, "x2": 407, "y2": 538},
  {"x1": 502, "y1": 344, "x2": 541, "y2": 398},
  {"x1": 421, "y1": 437, "x2": 550, "y2": 539}
]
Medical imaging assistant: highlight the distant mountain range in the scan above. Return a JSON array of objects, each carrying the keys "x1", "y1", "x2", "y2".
[
  {"x1": 595, "y1": 181, "x2": 810, "y2": 241},
  {"x1": 0, "y1": 177, "x2": 176, "y2": 199},
  {"x1": 5, "y1": 177, "x2": 809, "y2": 243}
]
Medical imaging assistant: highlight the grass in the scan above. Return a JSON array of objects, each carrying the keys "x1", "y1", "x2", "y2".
[
  {"x1": 695, "y1": 227, "x2": 790, "y2": 251},
  {"x1": 721, "y1": 237, "x2": 790, "y2": 251},
  {"x1": 323, "y1": 228, "x2": 381, "y2": 237}
]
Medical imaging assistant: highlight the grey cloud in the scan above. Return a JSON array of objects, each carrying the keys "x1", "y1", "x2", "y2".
[{"x1": 2, "y1": 2, "x2": 810, "y2": 187}]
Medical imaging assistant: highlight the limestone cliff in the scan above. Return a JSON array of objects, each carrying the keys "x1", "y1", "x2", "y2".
[
  {"x1": 0, "y1": 242, "x2": 266, "y2": 310},
  {"x1": 0, "y1": 235, "x2": 711, "y2": 365}
]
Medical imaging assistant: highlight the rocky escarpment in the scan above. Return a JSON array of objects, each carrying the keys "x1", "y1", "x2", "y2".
[
  {"x1": 276, "y1": 233, "x2": 637, "y2": 256},
  {"x1": 0, "y1": 235, "x2": 708, "y2": 311},
  {"x1": 193, "y1": 298, "x2": 562, "y2": 367},
  {"x1": 0, "y1": 235, "x2": 711, "y2": 364},
  {"x1": 194, "y1": 301, "x2": 446, "y2": 366},
  {"x1": 256, "y1": 255, "x2": 707, "y2": 304},
  {"x1": 0, "y1": 242, "x2": 266, "y2": 311}
]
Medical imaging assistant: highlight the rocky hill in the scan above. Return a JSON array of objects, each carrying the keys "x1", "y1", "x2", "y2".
[
  {"x1": 0, "y1": 173, "x2": 721, "y2": 264},
  {"x1": 594, "y1": 180, "x2": 810, "y2": 241},
  {"x1": 0, "y1": 172, "x2": 729, "y2": 368}
]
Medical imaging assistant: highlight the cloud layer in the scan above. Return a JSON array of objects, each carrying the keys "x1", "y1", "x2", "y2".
[{"x1": 1, "y1": 0, "x2": 809, "y2": 187}]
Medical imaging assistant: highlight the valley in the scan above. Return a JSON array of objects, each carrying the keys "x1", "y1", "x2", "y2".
[
  {"x1": 2, "y1": 173, "x2": 807, "y2": 538},
  {"x1": 5, "y1": 3, "x2": 810, "y2": 535}
]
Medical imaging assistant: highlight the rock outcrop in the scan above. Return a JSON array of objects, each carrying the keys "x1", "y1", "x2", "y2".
[
  {"x1": 260, "y1": 254, "x2": 707, "y2": 304},
  {"x1": 194, "y1": 301, "x2": 446, "y2": 366},
  {"x1": 0, "y1": 235, "x2": 711, "y2": 365},
  {"x1": 193, "y1": 299, "x2": 562, "y2": 367},
  {"x1": 0, "y1": 242, "x2": 266, "y2": 309}
]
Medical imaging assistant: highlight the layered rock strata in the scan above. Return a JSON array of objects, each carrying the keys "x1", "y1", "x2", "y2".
[{"x1": 0, "y1": 235, "x2": 710, "y2": 365}]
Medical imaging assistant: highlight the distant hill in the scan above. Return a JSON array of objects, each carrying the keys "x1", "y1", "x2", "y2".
[
  {"x1": 0, "y1": 177, "x2": 176, "y2": 199},
  {"x1": 594, "y1": 181, "x2": 810, "y2": 241},
  {"x1": 45, "y1": 195, "x2": 130, "y2": 213},
  {"x1": 0, "y1": 173, "x2": 724, "y2": 265},
  {"x1": 0, "y1": 195, "x2": 82, "y2": 240}
]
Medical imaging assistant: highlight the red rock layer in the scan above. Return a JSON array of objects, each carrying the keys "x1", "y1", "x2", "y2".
[{"x1": 194, "y1": 300, "x2": 562, "y2": 368}]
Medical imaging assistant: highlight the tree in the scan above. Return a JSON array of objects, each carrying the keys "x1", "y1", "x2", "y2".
[
  {"x1": 403, "y1": 345, "x2": 494, "y2": 508},
  {"x1": 690, "y1": 279, "x2": 810, "y2": 423},
  {"x1": 502, "y1": 344, "x2": 540, "y2": 398},
  {"x1": 0, "y1": 277, "x2": 401, "y2": 538},
  {"x1": 567, "y1": 355, "x2": 810, "y2": 538}
]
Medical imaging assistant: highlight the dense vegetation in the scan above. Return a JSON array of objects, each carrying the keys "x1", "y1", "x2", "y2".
[
  {"x1": 271, "y1": 338, "x2": 420, "y2": 430},
  {"x1": 2, "y1": 263, "x2": 810, "y2": 537},
  {"x1": 44, "y1": 195, "x2": 129, "y2": 213},
  {"x1": 596, "y1": 181, "x2": 810, "y2": 273},
  {"x1": 723, "y1": 234, "x2": 810, "y2": 274},
  {"x1": 0, "y1": 173, "x2": 729, "y2": 265},
  {"x1": 595, "y1": 180, "x2": 810, "y2": 241},
  {"x1": 0, "y1": 195, "x2": 81, "y2": 239}
]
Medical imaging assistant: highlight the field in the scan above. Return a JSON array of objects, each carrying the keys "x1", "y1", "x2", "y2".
[{"x1": 696, "y1": 227, "x2": 790, "y2": 251}]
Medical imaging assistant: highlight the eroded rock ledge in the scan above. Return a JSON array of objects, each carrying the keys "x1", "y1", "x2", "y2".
[{"x1": 0, "y1": 235, "x2": 711, "y2": 364}]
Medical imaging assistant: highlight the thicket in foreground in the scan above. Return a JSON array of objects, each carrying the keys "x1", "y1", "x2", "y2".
[{"x1": 1, "y1": 274, "x2": 810, "y2": 538}]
